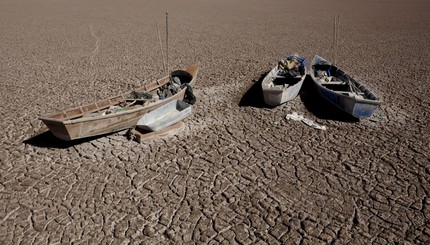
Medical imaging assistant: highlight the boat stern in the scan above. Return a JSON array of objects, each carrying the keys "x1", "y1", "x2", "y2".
[{"x1": 39, "y1": 117, "x2": 73, "y2": 141}]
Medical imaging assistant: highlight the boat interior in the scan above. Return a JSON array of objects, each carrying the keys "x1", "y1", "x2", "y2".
[
  {"x1": 272, "y1": 75, "x2": 303, "y2": 87},
  {"x1": 313, "y1": 64, "x2": 363, "y2": 95}
]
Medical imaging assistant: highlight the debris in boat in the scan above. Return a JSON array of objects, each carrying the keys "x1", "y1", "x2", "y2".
[
  {"x1": 129, "y1": 91, "x2": 153, "y2": 100},
  {"x1": 102, "y1": 105, "x2": 125, "y2": 115},
  {"x1": 316, "y1": 70, "x2": 333, "y2": 82},
  {"x1": 158, "y1": 76, "x2": 182, "y2": 99},
  {"x1": 285, "y1": 112, "x2": 327, "y2": 130},
  {"x1": 155, "y1": 75, "x2": 196, "y2": 105},
  {"x1": 124, "y1": 91, "x2": 156, "y2": 107},
  {"x1": 277, "y1": 55, "x2": 306, "y2": 78}
]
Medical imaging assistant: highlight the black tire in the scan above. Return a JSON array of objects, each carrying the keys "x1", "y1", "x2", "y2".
[{"x1": 171, "y1": 70, "x2": 193, "y2": 84}]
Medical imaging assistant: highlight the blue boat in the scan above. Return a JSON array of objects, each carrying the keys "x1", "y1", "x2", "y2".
[{"x1": 310, "y1": 55, "x2": 381, "y2": 119}]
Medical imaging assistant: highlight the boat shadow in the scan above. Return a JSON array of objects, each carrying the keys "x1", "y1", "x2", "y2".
[
  {"x1": 299, "y1": 75, "x2": 359, "y2": 122},
  {"x1": 23, "y1": 130, "x2": 117, "y2": 149},
  {"x1": 239, "y1": 71, "x2": 276, "y2": 108}
]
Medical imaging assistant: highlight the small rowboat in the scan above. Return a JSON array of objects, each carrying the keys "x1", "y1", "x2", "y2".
[
  {"x1": 310, "y1": 55, "x2": 380, "y2": 118},
  {"x1": 262, "y1": 55, "x2": 306, "y2": 106},
  {"x1": 39, "y1": 64, "x2": 199, "y2": 141},
  {"x1": 136, "y1": 100, "x2": 192, "y2": 132}
]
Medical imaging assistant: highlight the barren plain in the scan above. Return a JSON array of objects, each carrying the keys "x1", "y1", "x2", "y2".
[{"x1": 1, "y1": 0, "x2": 429, "y2": 244}]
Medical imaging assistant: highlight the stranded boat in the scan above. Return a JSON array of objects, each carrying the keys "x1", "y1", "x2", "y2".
[
  {"x1": 136, "y1": 99, "x2": 192, "y2": 132},
  {"x1": 310, "y1": 55, "x2": 380, "y2": 118},
  {"x1": 39, "y1": 64, "x2": 199, "y2": 141},
  {"x1": 262, "y1": 54, "x2": 306, "y2": 106}
]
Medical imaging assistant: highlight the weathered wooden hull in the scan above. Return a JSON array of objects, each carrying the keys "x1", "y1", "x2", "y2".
[
  {"x1": 261, "y1": 66, "x2": 305, "y2": 106},
  {"x1": 39, "y1": 64, "x2": 198, "y2": 141},
  {"x1": 136, "y1": 100, "x2": 192, "y2": 132},
  {"x1": 310, "y1": 55, "x2": 380, "y2": 119}
]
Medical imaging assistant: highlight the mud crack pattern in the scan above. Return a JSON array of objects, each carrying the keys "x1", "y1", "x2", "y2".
[{"x1": 0, "y1": 0, "x2": 429, "y2": 244}]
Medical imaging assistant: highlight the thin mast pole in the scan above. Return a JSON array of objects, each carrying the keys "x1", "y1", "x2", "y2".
[
  {"x1": 156, "y1": 21, "x2": 167, "y2": 74},
  {"x1": 166, "y1": 11, "x2": 169, "y2": 76},
  {"x1": 333, "y1": 16, "x2": 337, "y2": 65},
  {"x1": 333, "y1": 15, "x2": 340, "y2": 65},
  {"x1": 336, "y1": 15, "x2": 340, "y2": 64}
]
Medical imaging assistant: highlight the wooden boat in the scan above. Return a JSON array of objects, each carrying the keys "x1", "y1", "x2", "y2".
[
  {"x1": 39, "y1": 64, "x2": 199, "y2": 141},
  {"x1": 262, "y1": 55, "x2": 306, "y2": 106},
  {"x1": 136, "y1": 99, "x2": 192, "y2": 132},
  {"x1": 310, "y1": 55, "x2": 380, "y2": 118}
]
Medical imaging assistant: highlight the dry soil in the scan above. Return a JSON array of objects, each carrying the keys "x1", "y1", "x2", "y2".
[{"x1": 1, "y1": 0, "x2": 429, "y2": 244}]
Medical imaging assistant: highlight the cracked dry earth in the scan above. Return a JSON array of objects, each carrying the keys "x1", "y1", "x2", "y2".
[{"x1": 1, "y1": 0, "x2": 429, "y2": 244}]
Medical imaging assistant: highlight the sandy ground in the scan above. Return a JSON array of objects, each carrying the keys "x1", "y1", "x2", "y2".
[{"x1": 1, "y1": 0, "x2": 429, "y2": 244}]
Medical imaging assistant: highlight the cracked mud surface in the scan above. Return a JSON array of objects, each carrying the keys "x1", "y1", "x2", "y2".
[{"x1": 1, "y1": 0, "x2": 429, "y2": 244}]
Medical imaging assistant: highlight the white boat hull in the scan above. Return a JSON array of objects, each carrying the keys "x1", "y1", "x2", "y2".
[
  {"x1": 136, "y1": 100, "x2": 192, "y2": 132},
  {"x1": 261, "y1": 66, "x2": 306, "y2": 106}
]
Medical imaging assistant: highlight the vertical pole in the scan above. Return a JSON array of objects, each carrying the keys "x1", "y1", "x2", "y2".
[
  {"x1": 156, "y1": 21, "x2": 167, "y2": 74},
  {"x1": 337, "y1": 15, "x2": 340, "y2": 64},
  {"x1": 166, "y1": 11, "x2": 169, "y2": 76},
  {"x1": 334, "y1": 15, "x2": 340, "y2": 65},
  {"x1": 333, "y1": 17, "x2": 337, "y2": 65}
]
